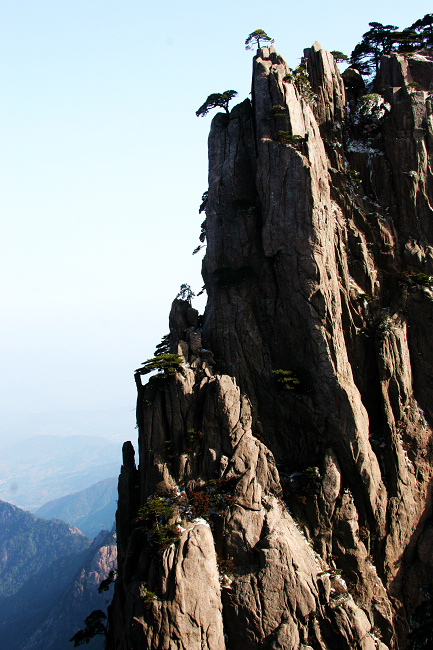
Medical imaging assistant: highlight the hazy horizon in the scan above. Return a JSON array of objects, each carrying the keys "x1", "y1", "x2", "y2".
[{"x1": 1, "y1": 1, "x2": 431, "y2": 454}]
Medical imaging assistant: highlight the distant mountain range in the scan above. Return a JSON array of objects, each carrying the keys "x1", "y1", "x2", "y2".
[
  {"x1": 0, "y1": 500, "x2": 117, "y2": 649},
  {"x1": 36, "y1": 477, "x2": 118, "y2": 538},
  {"x1": 23, "y1": 529, "x2": 117, "y2": 650},
  {"x1": 0, "y1": 434, "x2": 123, "y2": 510},
  {"x1": 0, "y1": 500, "x2": 92, "y2": 649}
]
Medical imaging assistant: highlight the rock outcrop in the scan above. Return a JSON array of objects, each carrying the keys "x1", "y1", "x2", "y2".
[{"x1": 109, "y1": 44, "x2": 433, "y2": 649}]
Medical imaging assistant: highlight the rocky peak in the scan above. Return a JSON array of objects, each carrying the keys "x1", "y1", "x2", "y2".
[{"x1": 109, "y1": 43, "x2": 433, "y2": 649}]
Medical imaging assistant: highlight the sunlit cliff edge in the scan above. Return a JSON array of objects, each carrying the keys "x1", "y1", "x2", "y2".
[{"x1": 108, "y1": 44, "x2": 433, "y2": 649}]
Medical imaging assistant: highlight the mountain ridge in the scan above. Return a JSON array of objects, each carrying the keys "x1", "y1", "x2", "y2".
[
  {"x1": 0, "y1": 499, "x2": 92, "y2": 649},
  {"x1": 36, "y1": 476, "x2": 117, "y2": 538}
]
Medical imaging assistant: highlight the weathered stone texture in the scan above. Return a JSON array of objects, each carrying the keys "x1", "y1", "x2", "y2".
[{"x1": 109, "y1": 46, "x2": 433, "y2": 649}]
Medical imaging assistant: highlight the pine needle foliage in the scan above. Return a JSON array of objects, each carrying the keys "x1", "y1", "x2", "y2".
[
  {"x1": 283, "y1": 65, "x2": 317, "y2": 105},
  {"x1": 277, "y1": 132, "x2": 303, "y2": 149},
  {"x1": 154, "y1": 334, "x2": 170, "y2": 356},
  {"x1": 272, "y1": 369, "x2": 301, "y2": 390},
  {"x1": 199, "y1": 191, "x2": 208, "y2": 214},
  {"x1": 134, "y1": 498, "x2": 174, "y2": 527},
  {"x1": 176, "y1": 283, "x2": 195, "y2": 302},
  {"x1": 135, "y1": 354, "x2": 183, "y2": 379},
  {"x1": 331, "y1": 51, "x2": 349, "y2": 62},
  {"x1": 70, "y1": 610, "x2": 107, "y2": 646},
  {"x1": 245, "y1": 29, "x2": 274, "y2": 50},
  {"x1": 133, "y1": 498, "x2": 180, "y2": 551},
  {"x1": 407, "y1": 13, "x2": 433, "y2": 49},
  {"x1": 196, "y1": 90, "x2": 238, "y2": 117}
]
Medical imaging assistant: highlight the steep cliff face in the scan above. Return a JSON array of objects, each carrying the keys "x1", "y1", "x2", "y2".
[{"x1": 109, "y1": 44, "x2": 433, "y2": 649}]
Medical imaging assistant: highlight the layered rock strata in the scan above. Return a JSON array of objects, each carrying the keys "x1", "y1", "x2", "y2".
[{"x1": 109, "y1": 44, "x2": 433, "y2": 649}]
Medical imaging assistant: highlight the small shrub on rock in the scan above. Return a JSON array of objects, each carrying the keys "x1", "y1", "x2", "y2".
[
  {"x1": 272, "y1": 369, "x2": 301, "y2": 390},
  {"x1": 353, "y1": 93, "x2": 391, "y2": 134},
  {"x1": 191, "y1": 489, "x2": 211, "y2": 517},
  {"x1": 134, "y1": 498, "x2": 174, "y2": 527},
  {"x1": 277, "y1": 131, "x2": 303, "y2": 149},
  {"x1": 133, "y1": 498, "x2": 180, "y2": 551},
  {"x1": 399, "y1": 270, "x2": 433, "y2": 288},
  {"x1": 283, "y1": 64, "x2": 317, "y2": 105}
]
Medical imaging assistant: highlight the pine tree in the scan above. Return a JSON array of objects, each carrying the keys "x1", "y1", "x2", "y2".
[
  {"x1": 350, "y1": 22, "x2": 402, "y2": 75},
  {"x1": 331, "y1": 51, "x2": 349, "y2": 63},
  {"x1": 245, "y1": 29, "x2": 274, "y2": 50},
  {"x1": 195, "y1": 90, "x2": 238, "y2": 117},
  {"x1": 407, "y1": 13, "x2": 433, "y2": 49}
]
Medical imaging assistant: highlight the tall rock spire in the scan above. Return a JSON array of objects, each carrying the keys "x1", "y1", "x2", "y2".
[{"x1": 109, "y1": 44, "x2": 433, "y2": 649}]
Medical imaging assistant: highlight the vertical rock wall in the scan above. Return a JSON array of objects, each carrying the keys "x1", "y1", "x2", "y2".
[{"x1": 109, "y1": 45, "x2": 433, "y2": 649}]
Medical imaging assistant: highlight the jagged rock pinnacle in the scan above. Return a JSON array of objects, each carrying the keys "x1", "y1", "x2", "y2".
[{"x1": 108, "y1": 44, "x2": 433, "y2": 649}]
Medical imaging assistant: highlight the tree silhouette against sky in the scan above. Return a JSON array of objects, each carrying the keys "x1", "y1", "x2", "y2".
[{"x1": 245, "y1": 29, "x2": 274, "y2": 50}]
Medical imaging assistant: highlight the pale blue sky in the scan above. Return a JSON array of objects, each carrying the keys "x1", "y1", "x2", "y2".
[{"x1": 1, "y1": 1, "x2": 430, "y2": 444}]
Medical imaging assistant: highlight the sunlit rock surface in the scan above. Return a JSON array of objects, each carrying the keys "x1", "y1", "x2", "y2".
[{"x1": 108, "y1": 45, "x2": 433, "y2": 649}]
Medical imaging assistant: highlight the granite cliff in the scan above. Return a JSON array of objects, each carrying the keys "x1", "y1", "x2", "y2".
[{"x1": 108, "y1": 44, "x2": 433, "y2": 649}]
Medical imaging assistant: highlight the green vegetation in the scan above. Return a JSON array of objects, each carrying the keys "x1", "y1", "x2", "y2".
[
  {"x1": 135, "y1": 353, "x2": 184, "y2": 380},
  {"x1": 406, "y1": 14, "x2": 433, "y2": 50},
  {"x1": 193, "y1": 193, "x2": 208, "y2": 255},
  {"x1": 176, "y1": 283, "x2": 195, "y2": 302},
  {"x1": 283, "y1": 64, "x2": 317, "y2": 105},
  {"x1": 134, "y1": 498, "x2": 175, "y2": 525},
  {"x1": 190, "y1": 478, "x2": 237, "y2": 518},
  {"x1": 70, "y1": 609, "x2": 107, "y2": 646},
  {"x1": 186, "y1": 428, "x2": 203, "y2": 445},
  {"x1": 331, "y1": 51, "x2": 349, "y2": 63},
  {"x1": 347, "y1": 169, "x2": 362, "y2": 186},
  {"x1": 143, "y1": 589, "x2": 157, "y2": 609},
  {"x1": 272, "y1": 369, "x2": 301, "y2": 390},
  {"x1": 350, "y1": 22, "x2": 401, "y2": 75},
  {"x1": 304, "y1": 466, "x2": 321, "y2": 480},
  {"x1": 272, "y1": 104, "x2": 288, "y2": 116},
  {"x1": 376, "y1": 314, "x2": 393, "y2": 339},
  {"x1": 277, "y1": 131, "x2": 303, "y2": 149},
  {"x1": 245, "y1": 29, "x2": 274, "y2": 50},
  {"x1": 400, "y1": 271, "x2": 433, "y2": 288},
  {"x1": 352, "y1": 93, "x2": 391, "y2": 135},
  {"x1": 199, "y1": 190, "x2": 208, "y2": 214},
  {"x1": 98, "y1": 569, "x2": 116, "y2": 593},
  {"x1": 350, "y1": 15, "x2": 433, "y2": 77},
  {"x1": 134, "y1": 498, "x2": 180, "y2": 551},
  {"x1": 154, "y1": 333, "x2": 170, "y2": 355},
  {"x1": 196, "y1": 90, "x2": 238, "y2": 117}
]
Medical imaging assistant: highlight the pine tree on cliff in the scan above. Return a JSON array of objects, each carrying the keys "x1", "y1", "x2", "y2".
[
  {"x1": 245, "y1": 29, "x2": 274, "y2": 50},
  {"x1": 407, "y1": 13, "x2": 433, "y2": 49},
  {"x1": 195, "y1": 90, "x2": 238, "y2": 117},
  {"x1": 350, "y1": 22, "x2": 402, "y2": 75},
  {"x1": 331, "y1": 50, "x2": 349, "y2": 63},
  {"x1": 70, "y1": 610, "x2": 108, "y2": 646}
]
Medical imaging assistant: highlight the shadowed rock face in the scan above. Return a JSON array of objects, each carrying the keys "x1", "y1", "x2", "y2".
[{"x1": 109, "y1": 45, "x2": 433, "y2": 649}]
